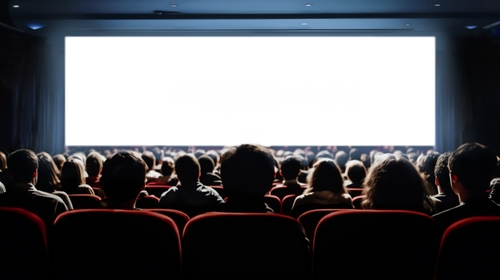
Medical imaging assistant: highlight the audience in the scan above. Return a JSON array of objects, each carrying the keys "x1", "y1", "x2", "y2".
[
  {"x1": 155, "y1": 156, "x2": 178, "y2": 185},
  {"x1": 0, "y1": 149, "x2": 68, "y2": 226},
  {"x1": 433, "y1": 142, "x2": 500, "y2": 233},
  {"x1": 60, "y1": 159, "x2": 95, "y2": 195},
  {"x1": 99, "y1": 151, "x2": 147, "y2": 209},
  {"x1": 159, "y1": 154, "x2": 224, "y2": 216},
  {"x1": 362, "y1": 156, "x2": 435, "y2": 214},
  {"x1": 219, "y1": 144, "x2": 276, "y2": 212},
  {"x1": 291, "y1": 158, "x2": 353, "y2": 218}
]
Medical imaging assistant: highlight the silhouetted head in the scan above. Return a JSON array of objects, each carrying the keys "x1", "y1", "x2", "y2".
[
  {"x1": 36, "y1": 152, "x2": 61, "y2": 192},
  {"x1": 100, "y1": 151, "x2": 147, "y2": 203},
  {"x1": 175, "y1": 154, "x2": 200, "y2": 185},
  {"x1": 334, "y1": 151, "x2": 349, "y2": 173},
  {"x1": 61, "y1": 159, "x2": 86, "y2": 189},
  {"x1": 349, "y1": 148, "x2": 361, "y2": 161},
  {"x1": 449, "y1": 143, "x2": 497, "y2": 194},
  {"x1": 306, "y1": 158, "x2": 345, "y2": 195},
  {"x1": 8, "y1": 149, "x2": 38, "y2": 184},
  {"x1": 161, "y1": 157, "x2": 175, "y2": 177},
  {"x1": 280, "y1": 156, "x2": 302, "y2": 180},
  {"x1": 221, "y1": 144, "x2": 275, "y2": 196},
  {"x1": 345, "y1": 160, "x2": 367, "y2": 184},
  {"x1": 86, "y1": 152, "x2": 104, "y2": 177},
  {"x1": 434, "y1": 152, "x2": 452, "y2": 194},
  {"x1": 141, "y1": 151, "x2": 156, "y2": 171},
  {"x1": 362, "y1": 157, "x2": 433, "y2": 213},
  {"x1": 198, "y1": 155, "x2": 215, "y2": 175}
]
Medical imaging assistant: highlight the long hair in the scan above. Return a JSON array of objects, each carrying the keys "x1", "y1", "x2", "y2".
[
  {"x1": 362, "y1": 157, "x2": 434, "y2": 214},
  {"x1": 305, "y1": 158, "x2": 346, "y2": 195},
  {"x1": 36, "y1": 152, "x2": 61, "y2": 192},
  {"x1": 60, "y1": 159, "x2": 86, "y2": 190}
]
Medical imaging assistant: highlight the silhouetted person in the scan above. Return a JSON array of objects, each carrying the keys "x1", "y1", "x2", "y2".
[
  {"x1": 159, "y1": 154, "x2": 223, "y2": 216},
  {"x1": 433, "y1": 143, "x2": 500, "y2": 234},
  {"x1": 99, "y1": 151, "x2": 148, "y2": 209},
  {"x1": 198, "y1": 155, "x2": 222, "y2": 186},
  {"x1": 60, "y1": 159, "x2": 94, "y2": 195},
  {"x1": 270, "y1": 156, "x2": 306, "y2": 199},
  {"x1": 431, "y1": 152, "x2": 459, "y2": 213},
  {"x1": 219, "y1": 144, "x2": 276, "y2": 212},
  {"x1": 142, "y1": 151, "x2": 162, "y2": 183},
  {"x1": 0, "y1": 149, "x2": 68, "y2": 226},
  {"x1": 344, "y1": 160, "x2": 367, "y2": 188}
]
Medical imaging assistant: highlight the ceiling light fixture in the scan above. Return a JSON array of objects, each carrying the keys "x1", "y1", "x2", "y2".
[
  {"x1": 12, "y1": 4, "x2": 19, "y2": 8},
  {"x1": 305, "y1": 4, "x2": 312, "y2": 7},
  {"x1": 406, "y1": 23, "x2": 411, "y2": 26},
  {"x1": 466, "y1": 25, "x2": 477, "y2": 30},
  {"x1": 435, "y1": 3, "x2": 441, "y2": 7},
  {"x1": 171, "y1": 4, "x2": 178, "y2": 8},
  {"x1": 301, "y1": 22, "x2": 308, "y2": 26}
]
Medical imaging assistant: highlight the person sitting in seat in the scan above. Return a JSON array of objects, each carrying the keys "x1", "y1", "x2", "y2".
[
  {"x1": 99, "y1": 151, "x2": 148, "y2": 209},
  {"x1": 219, "y1": 144, "x2": 276, "y2": 213},
  {"x1": 0, "y1": 149, "x2": 68, "y2": 227},
  {"x1": 270, "y1": 156, "x2": 306, "y2": 199},
  {"x1": 159, "y1": 154, "x2": 223, "y2": 216},
  {"x1": 433, "y1": 142, "x2": 500, "y2": 234},
  {"x1": 291, "y1": 158, "x2": 353, "y2": 218}
]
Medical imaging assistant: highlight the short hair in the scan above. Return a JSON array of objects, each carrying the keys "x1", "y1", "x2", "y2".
[
  {"x1": 422, "y1": 152, "x2": 440, "y2": 176},
  {"x1": 100, "y1": 151, "x2": 147, "y2": 202},
  {"x1": 306, "y1": 158, "x2": 345, "y2": 195},
  {"x1": 198, "y1": 155, "x2": 215, "y2": 174},
  {"x1": 61, "y1": 159, "x2": 86, "y2": 189},
  {"x1": 175, "y1": 154, "x2": 200, "y2": 184},
  {"x1": 345, "y1": 160, "x2": 367, "y2": 184},
  {"x1": 221, "y1": 144, "x2": 275, "y2": 196},
  {"x1": 141, "y1": 151, "x2": 156, "y2": 171},
  {"x1": 8, "y1": 149, "x2": 38, "y2": 183},
  {"x1": 86, "y1": 152, "x2": 103, "y2": 177},
  {"x1": 280, "y1": 156, "x2": 302, "y2": 180},
  {"x1": 362, "y1": 157, "x2": 433, "y2": 213},
  {"x1": 161, "y1": 157, "x2": 175, "y2": 176},
  {"x1": 334, "y1": 151, "x2": 349, "y2": 172},
  {"x1": 206, "y1": 150, "x2": 220, "y2": 167},
  {"x1": 448, "y1": 143, "x2": 498, "y2": 193},
  {"x1": 349, "y1": 148, "x2": 361, "y2": 161},
  {"x1": 434, "y1": 152, "x2": 452, "y2": 194}
]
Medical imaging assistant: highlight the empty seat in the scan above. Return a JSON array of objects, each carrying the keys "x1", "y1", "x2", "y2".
[
  {"x1": 52, "y1": 209, "x2": 182, "y2": 279},
  {"x1": 68, "y1": 194, "x2": 101, "y2": 209},
  {"x1": 313, "y1": 210, "x2": 439, "y2": 279},
  {"x1": 0, "y1": 207, "x2": 50, "y2": 279},
  {"x1": 182, "y1": 212, "x2": 310, "y2": 279},
  {"x1": 146, "y1": 208, "x2": 190, "y2": 233},
  {"x1": 435, "y1": 216, "x2": 500, "y2": 280}
]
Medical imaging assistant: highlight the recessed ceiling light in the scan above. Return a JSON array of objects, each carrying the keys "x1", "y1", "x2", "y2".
[
  {"x1": 406, "y1": 23, "x2": 411, "y2": 26},
  {"x1": 301, "y1": 22, "x2": 308, "y2": 26},
  {"x1": 466, "y1": 25, "x2": 477, "y2": 30},
  {"x1": 171, "y1": 4, "x2": 178, "y2": 8},
  {"x1": 27, "y1": 23, "x2": 43, "y2": 30},
  {"x1": 435, "y1": 3, "x2": 441, "y2": 7},
  {"x1": 305, "y1": 4, "x2": 312, "y2": 7},
  {"x1": 12, "y1": 4, "x2": 20, "y2": 8}
]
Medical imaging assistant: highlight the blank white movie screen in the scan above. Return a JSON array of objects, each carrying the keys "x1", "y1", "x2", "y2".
[{"x1": 65, "y1": 36, "x2": 435, "y2": 146}]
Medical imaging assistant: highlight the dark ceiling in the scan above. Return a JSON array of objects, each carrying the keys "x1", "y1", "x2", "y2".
[{"x1": 3, "y1": 0, "x2": 500, "y2": 35}]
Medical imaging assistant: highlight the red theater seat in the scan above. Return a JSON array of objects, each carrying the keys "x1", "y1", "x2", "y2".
[
  {"x1": 144, "y1": 185, "x2": 172, "y2": 198},
  {"x1": 435, "y1": 216, "x2": 500, "y2": 280},
  {"x1": 263, "y1": 194, "x2": 282, "y2": 213},
  {"x1": 182, "y1": 212, "x2": 310, "y2": 279},
  {"x1": 312, "y1": 210, "x2": 439, "y2": 279},
  {"x1": 68, "y1": 194, "x2": 101, "y2": 209},
  {"x1": 0, "y1": 207, "x2": 49, "y2": 279},
  {"x1": 298, "y1": 209, "x2": 354, "y2": 244},
  {"x1": 281, "y1": 194, "x2": 297, "y2": 216},
  {"x1": 52, "y1": 209, "x2": 182, "y2": 279}
]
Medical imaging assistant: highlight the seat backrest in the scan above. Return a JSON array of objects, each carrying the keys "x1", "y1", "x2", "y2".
[
  {"x1": 281, "y1": 194, "x2": 297, "y2": 216},
  {"x1": 435, "y1": 216, "x2": 500, "y2": 280},
  {"x1": 352, "y1": 195, "x2": 366, "y2": 209},
  {"x1": 52, "y1": 209, "x2": 182, "y2": 280},
  {"x1": 347, "y1": 187, "x2": 363, "y2": 198},
  {"x1": 182, "y1": 212, "x2": 310, "y2": 279},
  {"x1": 263, "y1": 194, "x2": 282, "y2": 213},
  {"x1": 136, "y1": 195, "x2": 160, "y2": 208},
  {"x1": 68, "y1": 194, "x2": 101, "y2": 209},
  {"x1": 146, "y1": 208, "x2": 190, "y2": 233},
  {"x1": 313, "y1": 210, "x2": 439, "y2": 279},
  {"x1": 208, "y1": 185, "x2": 227, "y2": 199},
  {"x1": 144, "y1": 185, "x2": 172, "y2": 198},
  {"x1": 297, "y1": 209, "x2": 351, "y2": 244},
  {"x1": 0, "y1": 207, "x2": 49, "y2": 279}
]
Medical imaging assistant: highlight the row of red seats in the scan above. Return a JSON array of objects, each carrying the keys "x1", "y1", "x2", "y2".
[{"x1": 1, "y1": 207, "x2": 498, "y2": 279}]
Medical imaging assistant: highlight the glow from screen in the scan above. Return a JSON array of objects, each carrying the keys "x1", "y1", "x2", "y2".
[{"x1": 65, "y1": 36, "x2": 435, "y2": 146}]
